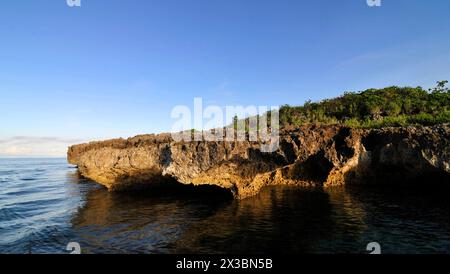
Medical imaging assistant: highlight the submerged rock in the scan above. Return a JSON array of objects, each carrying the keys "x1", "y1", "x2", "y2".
[{"x1": 67, "y1": 124, "x2": 450, "y2": 199}]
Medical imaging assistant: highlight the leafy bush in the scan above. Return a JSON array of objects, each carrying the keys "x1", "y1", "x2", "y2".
[{"x1": 279, "y1": 81, "x2": 450, "y2": 128}]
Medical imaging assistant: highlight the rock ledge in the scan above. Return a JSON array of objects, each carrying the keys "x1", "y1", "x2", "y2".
[{"x1": 68, "y1": 124, "x2": 450, "y2": 199}]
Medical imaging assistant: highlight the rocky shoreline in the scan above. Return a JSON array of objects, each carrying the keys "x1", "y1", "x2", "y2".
[{"x1": 68, "y1": 124, "x2": 450, "y2": 199}]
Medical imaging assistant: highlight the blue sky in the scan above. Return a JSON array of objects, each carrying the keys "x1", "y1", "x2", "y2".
[{"x1": 1, "y1": 0, "x2": 450, "y2": 156}]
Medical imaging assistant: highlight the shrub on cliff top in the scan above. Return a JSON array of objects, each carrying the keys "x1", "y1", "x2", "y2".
[{"x1": 280, "y1": 81, "x2": 450, "y2": 128}]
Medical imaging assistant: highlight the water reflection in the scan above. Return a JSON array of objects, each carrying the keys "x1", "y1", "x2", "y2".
[
  {"x1": 71, "y1": 186, "x2": 233, "y2": 254},
  {"x1": 70, "y1": 181, "x2": 450, "y2": 254},
  {"x1": 3, "y1": 159, "x2": 449, "y2": 254},
  {"x1": 170, "y1": 187, "x2": 336, "y2": 254},
  {"x1": 332, "y1": 186, "x2": 450, "y2": 253},
  {"x1": 71, "y1": 185, "x2": 339, "y2": 254}
]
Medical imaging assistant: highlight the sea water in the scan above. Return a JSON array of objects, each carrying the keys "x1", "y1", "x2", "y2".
[{"x1": 1, "y1": 158, "x2": 450, "y2": 254}]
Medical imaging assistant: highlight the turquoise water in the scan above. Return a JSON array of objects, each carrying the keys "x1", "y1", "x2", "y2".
[{"x1": 1, "y1": 158, "x2": 450, "y2": 254}]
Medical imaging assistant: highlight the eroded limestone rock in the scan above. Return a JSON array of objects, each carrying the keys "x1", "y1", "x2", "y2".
[{"x1": 68, "y1": 124, "x2": 450, "y2": 199}]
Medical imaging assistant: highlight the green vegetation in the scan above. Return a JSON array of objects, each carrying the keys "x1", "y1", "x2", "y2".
[{"x1": 279, "y1": 81, "x2": 450, "y2": 128}]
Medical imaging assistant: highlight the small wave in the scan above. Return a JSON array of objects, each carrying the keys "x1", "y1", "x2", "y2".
[
  {"x1": 0, "y1": 207, "x2": 24, "y2": 223},
  {"x1": 20, "y1": 178, "x2": 37, "y2": 182},
  {"x1": 2, "y1": 189, "x2": 34, "y2": 196},
  {"x1": 0, "y1": 170, "x2": 18, "y2": 176}
]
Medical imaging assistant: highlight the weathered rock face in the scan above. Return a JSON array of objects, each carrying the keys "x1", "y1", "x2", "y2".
[{"x1": 68, "y1": 124, "x2": 450, "y2": 199}]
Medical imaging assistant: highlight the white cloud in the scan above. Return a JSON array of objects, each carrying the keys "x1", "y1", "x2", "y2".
[{"x1": 0, "y1": 136, "x2": 86, "y2": 157}]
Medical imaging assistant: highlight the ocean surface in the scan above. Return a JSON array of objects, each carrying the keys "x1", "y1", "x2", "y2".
[{"x1": 1, "y1": 158, "x2": 450, "y2": 254}]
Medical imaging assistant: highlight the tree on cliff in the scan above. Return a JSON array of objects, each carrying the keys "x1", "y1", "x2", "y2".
[{"x1": 279, "y1": 81, "x2": 450, "y2": 128}]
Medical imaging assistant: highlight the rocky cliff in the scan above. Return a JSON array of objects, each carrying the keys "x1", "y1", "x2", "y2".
[{"x1": 68, "y1": 124, "x2": 450, "y2": 199}]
